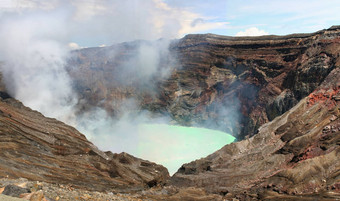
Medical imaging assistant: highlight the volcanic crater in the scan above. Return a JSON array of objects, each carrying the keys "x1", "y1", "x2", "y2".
[{"x1": 0, "y1": 26, "x2": 339, "y2": 200}]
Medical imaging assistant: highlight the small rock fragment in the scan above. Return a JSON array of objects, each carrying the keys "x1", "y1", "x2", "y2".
[
  {"x1": 29, "y1": 190, "x2": 44, "y2": 201},
  {"x1": 322, "y1": 125, "x2": 331, "y2": 133},
  {"x1": 15, "y1": 182, "x2": 28, "y2": 188},
  {"x1": 330, "y1": 115, "x2": 337, "y2": 121},
  {"x1": 19, "y1": 192, "x2": 33, "y2": 200},
  {"x1": 0, "y1": 187, "x2": 4, "y2": 194},
  {"x1": 331, "y1": 125, "x2": 337, "y2": 133},
  {"x1": 2, "y1": 185, "x2": 30, "y2": 197}
]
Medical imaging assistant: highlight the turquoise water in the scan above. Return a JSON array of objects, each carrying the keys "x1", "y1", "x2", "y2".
[{"x1": 133, "y1": 124, "x2": 235, "y2": 175}]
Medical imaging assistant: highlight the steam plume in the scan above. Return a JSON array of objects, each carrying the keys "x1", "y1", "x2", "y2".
[
  {"x1": 0, "y1": 9, "x2": 77, "y2": 122},
  {"x1": 0, "y1": 1, "x2": 234, "y2": 175}
]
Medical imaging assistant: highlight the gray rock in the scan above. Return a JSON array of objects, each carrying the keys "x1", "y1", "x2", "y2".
[{"x1": 2, "y1": 185, "x2": 30, "y2": 197}]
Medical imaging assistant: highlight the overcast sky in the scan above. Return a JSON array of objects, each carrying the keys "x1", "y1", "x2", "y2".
[{"x1": 1, "y1": 0, "x2": 340, "y2": 47}]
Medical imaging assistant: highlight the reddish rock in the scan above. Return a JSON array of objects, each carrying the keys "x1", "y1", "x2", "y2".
[{"x1": 170, "y1": 68, "x2": 340, "y2": 200}]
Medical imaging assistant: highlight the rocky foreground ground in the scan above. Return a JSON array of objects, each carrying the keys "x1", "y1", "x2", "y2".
[{"x1": 0, "y1": 178, "x2": 225, "y2": 201}]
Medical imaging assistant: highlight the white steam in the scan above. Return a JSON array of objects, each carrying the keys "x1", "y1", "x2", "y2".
[
  {"x1": 0, "y1": 0, "x2": 207, "y2": 120},
  {"x1": 0, "y1": 9, "x2": 77, "y2": 123},
  {"x1": 0, "y1": 1, "x2": 234, "y2": 174},
  {"x1": 109, "y1": 39, "x2": 174, "y2": 87}
]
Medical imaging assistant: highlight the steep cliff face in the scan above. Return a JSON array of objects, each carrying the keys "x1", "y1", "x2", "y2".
[
  {"x1": 68, "y1": 26, "x2": 340, "y2": 139},
  {"x1": 0, "y1": 86, "x2": 169, "y2": 192},
  {"x1": 170, "y1": 67, "x2": 340, "y2": 200}
]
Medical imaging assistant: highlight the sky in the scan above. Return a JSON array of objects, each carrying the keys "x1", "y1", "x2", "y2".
[
  {"x1": 164, "y1": 0, "x2": 340, "y2": 36},
  {"x1": 0, "y1": 0, "x2": 339, "y2": 48}
]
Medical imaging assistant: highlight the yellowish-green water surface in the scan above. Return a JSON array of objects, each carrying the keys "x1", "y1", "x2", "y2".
[{"x1": 134, "y1": 124, "x2": 235, "y2": 175}]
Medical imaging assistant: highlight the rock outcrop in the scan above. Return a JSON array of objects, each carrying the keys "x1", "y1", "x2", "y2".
[
  {"x1": 68, "y1": 26, "x2": 340, "y2": 139},
  {"x1": 170, "y1": 67, "x2": 340, "y2": 200},
  {"x1": 0, "y1": 85, "x2": 169, "y2": 192}
]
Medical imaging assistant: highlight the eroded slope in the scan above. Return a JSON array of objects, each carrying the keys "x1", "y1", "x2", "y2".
[
  {"x1": 170, "y1": 67, "x2": 340, "y2": 200},
  {"x1": 0, "y1": 91, "x2": 169, "y2": 192}
]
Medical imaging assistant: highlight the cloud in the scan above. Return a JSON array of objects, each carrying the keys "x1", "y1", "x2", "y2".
[
  {"x1": 0, "y1": 0, "x2": 230, "y2": 46},
  {"x1": 235, "y1": 27, "x2": 269, "y2": 36},
  {"x1": 179, "y1": 19, "x2": 229, "y2": 36},
  {"x1": 0, "y1": 0, "x2": 58, "y2": 11},
  {"x1": 68, "y1": 42, "x2": 81, "y2": 50}
]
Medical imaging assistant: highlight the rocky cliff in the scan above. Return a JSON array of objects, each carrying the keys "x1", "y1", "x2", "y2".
[
  {"x1": 170, "y1": 67, "x2": 340, "y2": 200},
  {"x1": 0, "y1": 86, "x2": 169, "y2": 192},
  {"x1": 68, "y1": 26, "x2": 340, "y2": 139}
]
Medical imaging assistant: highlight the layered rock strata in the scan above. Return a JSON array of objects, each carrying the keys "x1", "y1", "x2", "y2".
[
  {"x1": 170, "y1": 67, "x2": 340, "y2": 200},
  {"x1": 0, "y1": 90, "x2": 169, "y2": 192},
  {"x1": 68, "y1": 26, "x2": 340, "y2": 139}
]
